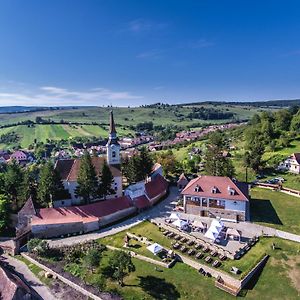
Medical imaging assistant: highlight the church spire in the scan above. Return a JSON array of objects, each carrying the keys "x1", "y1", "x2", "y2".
[
  {"x1": 109, "y1": 110, "x2": 116, "y2": 134},
  {"x1": 106, "y1": 110, "x2": 120, "y2": 165}
]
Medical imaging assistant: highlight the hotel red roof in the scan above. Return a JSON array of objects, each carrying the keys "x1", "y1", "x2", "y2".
[
  {"x1": 32, "y1": 196, "x2": 132, "y2": 226},
  {"x1": 133, "y1": 195, "x2": 150, "y2": 209},
  {"x1": 181, "y1": 175, "x2": 249, "y2": 202},
  {"x1": 145, "y1": 174, "x2": 168, "y2": 199}
]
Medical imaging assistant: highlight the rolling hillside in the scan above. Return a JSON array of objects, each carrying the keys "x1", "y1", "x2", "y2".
[{"x1": 0, "y1": 103, "x2": 280, "y2": 149}]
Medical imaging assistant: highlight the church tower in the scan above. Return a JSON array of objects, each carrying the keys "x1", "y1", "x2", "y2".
[{"x1": 106, "y1": 110, "x2": 120, "y2": 165}]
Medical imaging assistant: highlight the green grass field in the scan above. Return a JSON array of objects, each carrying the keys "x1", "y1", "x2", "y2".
[
  {"x1": 250, "y1": 187, "x2": 300, "y2": 234},
  {"x1": 97, "y1": 221, "x2": 300, "y2": 299},
  {"x1": 0, "y1": 124, "x2": 133, "y2": 148}
]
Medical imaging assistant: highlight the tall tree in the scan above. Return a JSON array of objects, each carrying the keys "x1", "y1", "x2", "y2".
[
  {"x1": 122, "y1": 148, "x2": 153, "y2": 183},
  {"x1": 108, "y1": 251, "x2": 135, "y2": 286},
  {"x1": 19, "y1": 169, "x2": 36, "y2": 205},
  {"x1": 5, "y1": 160, "x2": 23, "y2": 211},
  {"x1": 204, "y1": 131, "x2": 235, "y2": 177},
  {"x1": 244, "y1": 135, "x2": 265, "y2": 172},
  {"x1": 98, "y1": 162, "x2": 114, "y2": 199},
  {"x1": 0, "y1": 194, "x2": 9, "y2": 233},
  {"x1": 37, "y1": 161, "x2": 66, "y2": 207},
  {"x1": 139, "y1": 146, "x2": 153, "y2": 179},
  {"x1": 75, "y1": 151, "x2": 98, "y2": 204}
]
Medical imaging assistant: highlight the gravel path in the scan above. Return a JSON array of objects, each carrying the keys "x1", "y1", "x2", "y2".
[{"x1": 2, "y1": 254, "x2": 56, "y2": 300}]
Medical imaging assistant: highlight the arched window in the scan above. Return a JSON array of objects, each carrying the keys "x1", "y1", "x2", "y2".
[{"x1": 112, "y1": 151, "x2": 116, "y2": 158}]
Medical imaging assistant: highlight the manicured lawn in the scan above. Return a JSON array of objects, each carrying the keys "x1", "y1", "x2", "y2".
[
  {"x1": 250, "y1": 188, "x2": 300, "y2": 234},
  {"x1": 95, "y1": 222, "x2": 300, "y2": 299}
]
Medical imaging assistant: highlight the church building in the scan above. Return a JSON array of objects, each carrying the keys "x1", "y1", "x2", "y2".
[{"x1": 54, "y1": 111, "x2": 123, "y2": 206}]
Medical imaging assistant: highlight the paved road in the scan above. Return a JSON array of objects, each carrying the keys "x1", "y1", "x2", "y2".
[
  {"x1": 49, "y1": 186, "x2": 179, "y2": 247},
  {"x1": 2, "y1": 254, "x2": 56, "y2": 300}
]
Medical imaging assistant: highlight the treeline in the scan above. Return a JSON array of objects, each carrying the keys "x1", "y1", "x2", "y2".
[
  {"x1": 187, "y1": 107, "x2": 235, "y2": 120},
  {"x1": 184, "y1": 99, "x2": 300, "y2": 108},
  {"x1": 243, "y1": 106, "x2": 300, "y2": 171},
  {"x1": 0, "y1": 132, "x2": 19, "y2": 144}
]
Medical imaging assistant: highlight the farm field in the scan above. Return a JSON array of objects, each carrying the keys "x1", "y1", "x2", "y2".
[
  {"x1": 250, "y1": 187, "x2": 300, "y2": 234},
  {"x1": 0, "y1": 124, "x2": 133, "y2": 148}
]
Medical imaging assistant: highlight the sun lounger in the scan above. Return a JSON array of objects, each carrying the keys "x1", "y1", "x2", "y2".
[
  {"x1": 188, "y1": 249, "x2": 195, "y2": 256},
  {"x1": 180, "y1": 246, "x2": 187, "y2": 252},
  {"x1": 196, "y1": 252, "x2": 204, "y2": 259},
  {"x1": 205, "y1": 256, "x2": 212, "y2": 263},
  {"x1": 187, "y1": 240, "x2": 194, "y2": 246}
]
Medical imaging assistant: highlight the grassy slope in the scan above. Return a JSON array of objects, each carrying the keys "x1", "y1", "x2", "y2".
[{"x1": 250, "y1": 187, "x2": 300, "y2": 234}]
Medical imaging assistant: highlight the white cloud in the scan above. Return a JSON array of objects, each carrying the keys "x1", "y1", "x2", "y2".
[
  {"x1": 127, "y1": 18, "x2": 168, "y2": 33},
  {"x1": 0, "y1": 85, "x2": 142, "y2": 106}
]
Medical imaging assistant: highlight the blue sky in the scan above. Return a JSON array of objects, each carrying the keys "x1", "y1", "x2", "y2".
[{"x1": 0, "y1": 0, "x2": 300, "y2": 106}]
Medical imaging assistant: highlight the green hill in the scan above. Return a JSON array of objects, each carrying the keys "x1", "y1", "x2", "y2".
[{"x1": 0, "y1": 104, "x2": 279, "y2": 149}]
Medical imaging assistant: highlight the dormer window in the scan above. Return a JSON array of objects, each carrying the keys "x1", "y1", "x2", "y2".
[
  {"x1": 227, "y1": 186, "x2": 235, "y2": 196},
  {"x1": 211, "y1": 186, "x2": 218, "y2": 194},
  {"x1": 194, "y1": 184, "x2": 201, "y2": 192}
]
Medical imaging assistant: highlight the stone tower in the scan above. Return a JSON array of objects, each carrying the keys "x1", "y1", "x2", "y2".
[{"x1": 106, "y1": 110, "x2": 120, "y2": 165}]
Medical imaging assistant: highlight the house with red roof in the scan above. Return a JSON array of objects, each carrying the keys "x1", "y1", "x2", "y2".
[
  {"x1": 278, "y1": 153, "x2": 300, "y2": 174},
  {"x1": 181, "y1": 175, "x2": 249, "y2": 222},
  {"x1": 125, "y1": 174, "x2": 169, "y2": 211},
  {"x1": 10, "y1": 150, "x2": 33, "y2": 165}
]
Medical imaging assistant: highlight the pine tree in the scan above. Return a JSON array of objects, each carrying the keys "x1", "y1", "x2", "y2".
[
  {"x1": 19, "y1": 169, "x2": 35, "y2": 206},
  {"x1": 5, "y1": 160, "x2": 23, "y2": 211},
  {"x1": 139, "y1": 146, "x2": 153, "y2": 179},
  {"x1": 75, "y1": 151, "x2": 98, "y2": 204},
  {"x1": 204, "y1": 131, "x2": 235, "y2": 177},
  {"x1": 37, "y1": 161, "x2": 66, "y2": 207},
  {"x1": 98, "y1": 162, "x2": 114, "y2": 199}
]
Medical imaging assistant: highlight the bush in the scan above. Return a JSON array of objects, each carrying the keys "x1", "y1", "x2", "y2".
[{"x1": 27, "y1": 238, "x2": 49, "y2": 256}]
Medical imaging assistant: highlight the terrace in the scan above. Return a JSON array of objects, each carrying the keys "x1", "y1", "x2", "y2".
[{"x1": 99, "y1": 220, "x2": 265, "y2": 281}]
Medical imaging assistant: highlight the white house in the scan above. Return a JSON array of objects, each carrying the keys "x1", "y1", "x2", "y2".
[
  {"x1": 181, "y1": 175, "x2": 250, "y2": 222},
  {"x1": 278, "y1": 153, "x2": 300, "y2": 174}
]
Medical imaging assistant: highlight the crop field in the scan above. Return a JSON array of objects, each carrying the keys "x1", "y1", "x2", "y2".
[{"x1": 0, "y1": 124, "x2": 133, "y2": 148}]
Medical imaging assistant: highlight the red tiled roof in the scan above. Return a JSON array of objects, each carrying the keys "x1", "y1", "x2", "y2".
[
  {"x1": 55, "y1": 159, "x2": 75, "y2": 180},
  {"x1": 55, "y1": 157, "x2": 121, "y2": 181},
  {"x1": 32, "y1": 196, "x2": 132, "y2": 226},
  {"x1": 292, "y1": 153, "x2": 300, "y2": 164},
  {"x1": 181, "y1": 175, "x2": 248, "y2": 202},
  {"x1": 145, "y1": 174, "x2": 168, "y2": 200},
  {"x1": 133, "y1": 195, "x2": 150, "y2": 209}
]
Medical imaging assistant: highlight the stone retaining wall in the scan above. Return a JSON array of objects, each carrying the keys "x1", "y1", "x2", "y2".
[{"x1": 240, "y1": 254, "x2": 269, "y2": 288}]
